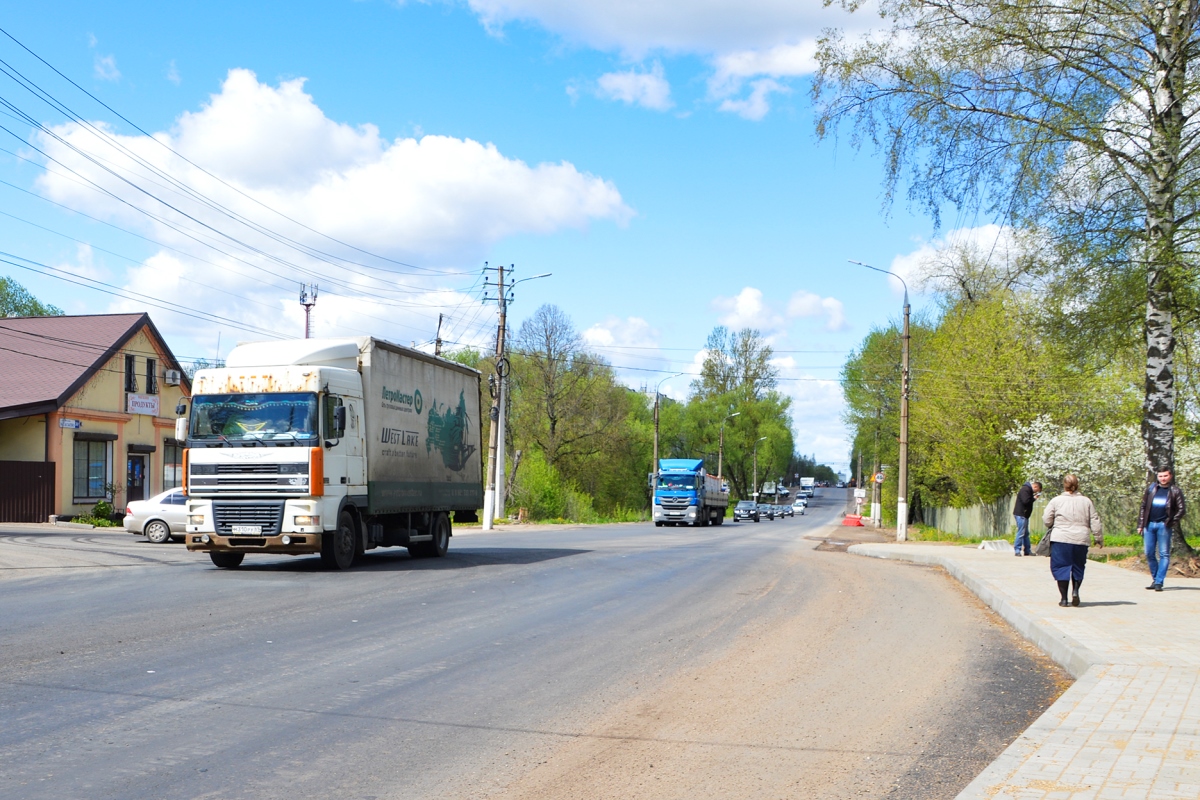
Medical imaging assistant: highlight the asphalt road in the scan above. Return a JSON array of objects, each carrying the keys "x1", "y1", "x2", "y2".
[{"x1": 0, "y1": 493, "x2": 1066, "y2": 799}]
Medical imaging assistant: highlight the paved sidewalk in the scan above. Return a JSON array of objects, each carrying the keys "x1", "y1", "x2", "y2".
[{"x1": 850, "y1": 543, "x2": 1200, "y2": 799}]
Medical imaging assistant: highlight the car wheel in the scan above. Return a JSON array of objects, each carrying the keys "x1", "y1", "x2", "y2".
[
  {"x1": 210, "y1": 551, "x2": 244, "y2": 569},
  {"x1": 144, "y1": 520, "x2": 171, "y2": 544},
  {"x1": 321, "y1": 511, "x2": 358, "y2": 569}
]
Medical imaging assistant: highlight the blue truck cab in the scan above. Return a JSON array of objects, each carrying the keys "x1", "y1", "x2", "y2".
[{"x1": 653, "y1": 458, "x2": 731, "y2": 527}]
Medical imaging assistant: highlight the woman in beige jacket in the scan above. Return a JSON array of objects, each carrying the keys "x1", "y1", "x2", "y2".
[{"x1": 1042, "y1": 474, "x2": 1103, "y2": 607}]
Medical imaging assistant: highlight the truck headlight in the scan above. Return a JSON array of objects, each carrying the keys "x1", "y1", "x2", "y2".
[
  {"x1": 188, "y1": 514, "x2": 205, "y2": 525},
  {"x1": 293, "y1": 515, "x2": 320, "y2": 526}
]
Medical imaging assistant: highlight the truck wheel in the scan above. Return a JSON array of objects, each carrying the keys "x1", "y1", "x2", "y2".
[
  {"x1": 144, "y1": 520, "x2": 171, "y2": 544},
  {"x1": 409, "y1": 512, "x2": 450, "y2": 558},
  {"x1": 210, "y1": 552, "x2": 244, "y2": 569},
  {"x1": 654, "y1": 521, "x2": 664, "y2": 527},
  {"x1": 321, "y1": 512, "x2": 358, "y2": 570}
]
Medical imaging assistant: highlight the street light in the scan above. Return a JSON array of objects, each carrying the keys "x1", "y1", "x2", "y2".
[
  {"x1": 717, "y1": 411, "x2": 740, "y2": 479},
  {"x1": 752, "y1": 436, "x2": 767, "y2": 500},
  {"x1": 849, "y1": 260, "x2": 911, "y2": 542},
  {"x1": 651, "y1": 372, "x2": 685, "y2": 504}
]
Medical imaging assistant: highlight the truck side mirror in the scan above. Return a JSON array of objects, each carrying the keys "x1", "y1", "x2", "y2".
[
  {"x1": 175, "y1": 417, "x2": 188, "y2": 442},
  {"x1": 333, "y1": 405, "x2": 347, "y2": 437},
  {"x1": 175, "y1": 400, "x2": 187, "y2": 416}
]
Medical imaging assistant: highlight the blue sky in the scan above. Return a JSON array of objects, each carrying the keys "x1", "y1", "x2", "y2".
[{"x1": 0, "y1": 1, "x2": 987, "y2": 472}]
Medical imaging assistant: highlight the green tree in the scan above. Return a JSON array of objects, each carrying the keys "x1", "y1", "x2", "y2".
[
  {"x1": 815, "y1": 0, "x2": 1200, "y2": 489},
  {"x1": 0, "y1": 276, "x2": 63, "y2": 317},
  {"x1": 691, "y1": 326, "x2": 778, "y2": 400}
]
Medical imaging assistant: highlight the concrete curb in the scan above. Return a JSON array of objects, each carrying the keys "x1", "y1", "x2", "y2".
[
  {"x1": 51, "y1": 521, "x2": 96, "y2": 530},
  {"x1": 848, "y1": 544, "x2": 1105, "y2": 679}
]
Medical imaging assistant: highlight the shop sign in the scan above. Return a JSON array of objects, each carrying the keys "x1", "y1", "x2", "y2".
[{"x1": 127, "y1": 393, "x2": 160, "y2": 416}]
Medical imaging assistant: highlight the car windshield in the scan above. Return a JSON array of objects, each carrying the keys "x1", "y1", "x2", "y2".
[
  {"x1": 658, "y1": 474, "x2": 697, "y2": 490},
  {"x1": 736, "y1": 501, "x2": 755, "y2": 508},
  {"x1": 190, "y1": 393, "x2": 319, "y2": 445}
]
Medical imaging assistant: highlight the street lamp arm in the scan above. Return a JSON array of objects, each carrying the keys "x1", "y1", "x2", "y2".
[{"x1": 848, "y1": 260, "x2": 909, "y2": 304}]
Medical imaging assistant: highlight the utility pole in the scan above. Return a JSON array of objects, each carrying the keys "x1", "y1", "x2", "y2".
[
  {"x1": 753, "y1": 437, "x2": 767, "y2": 501},
  {"x1": 897, "y1": 288, "x2": 910, "y2": 541},
  {"x1": 718, "y1": 411, "x2": 740, "y2": 480},
  {"x1": 482, "y1": 264, "x2": 507, "y2": 531},
  {"x1": 299, "y1": 284, "x2": 318, "y2": 339},
  {"x1": 434, "y1": 313, "x2": 444, "y2": 356},
  {"x1": 872, "y1": 411, "x2": 881, "y2": 527},
  {"x1": 652, "y1": 373, "x2": 684, "y2": 506}
]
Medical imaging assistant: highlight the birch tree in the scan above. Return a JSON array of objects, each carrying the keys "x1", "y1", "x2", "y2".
[{"x1": 815, "y1": 0, "x2": 1200, "y2": 480}]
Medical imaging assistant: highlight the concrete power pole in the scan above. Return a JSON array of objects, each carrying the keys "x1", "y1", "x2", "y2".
[
  {"x1": 434, "y1": 313, "x2": 444, "y2": 357},
  {"x1": 482, "y1": 265, "x2": 507, "y2": 531},
  {"x1": 897, "y1": 289, "x2": 911, "y2": 541}
]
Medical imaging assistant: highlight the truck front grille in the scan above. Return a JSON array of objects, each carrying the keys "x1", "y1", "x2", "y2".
[
  {"x1": 213, "y1": 502, "x2": 285, "y2": 537},
  {"x1": 660, "y1": 497, "x2": 691, "y2": 509}
]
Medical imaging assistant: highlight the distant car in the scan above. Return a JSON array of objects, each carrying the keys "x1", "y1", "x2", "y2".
[
  {"x1": 757, "y1": 503, "x2": 775, "y2": 520},
  {"x1": 733, "y1": 500, "x2": 760, "y2": 522},
  {"x1": 123, "y1": 488, "x2": 187, "y2": 543},
  {"x1": 778, "y1": 503, "x2": 794, "y2": 518},
  {"x1": 791, "y1": 500, "x2": 806, "y2": 515}
]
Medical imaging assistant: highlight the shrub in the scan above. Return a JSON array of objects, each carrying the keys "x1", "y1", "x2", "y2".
[{"x1": 92, "y1": 500, "x2": 115, "y2": 519}]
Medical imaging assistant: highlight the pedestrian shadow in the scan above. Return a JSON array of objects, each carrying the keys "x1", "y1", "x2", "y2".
[
  {"x1": 1163, "y1": 585, "x2": 1200, "y2": 591},
  {"x1": 1079, "y1": 600, "x2": 1138, "y2": 606}
]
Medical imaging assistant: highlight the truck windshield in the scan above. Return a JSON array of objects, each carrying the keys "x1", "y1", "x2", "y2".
[
  {"x1": 658, "y1": 474, "x2": 697, "y2": 490},
  {"x1": 190, "y1": 393, "x2": 318, "y2": 445}
]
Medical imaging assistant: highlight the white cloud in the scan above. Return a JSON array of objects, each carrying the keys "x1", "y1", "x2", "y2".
[
  {"x1": 710, "y1": 40, "x2": 816, "y2": 95},
  {"x1": 33, "y1": 69, "x2": 630, "y2": 352},
  {"x1": 786, "y1": 290, "x2": 848, "y2": 332},
  {"x1": 717, "y1": 78, "x2": 789, "y2": 121},
  {"x1": 54, "y1": 243, "x2": 107, "y2": 282},
  {"x1": 596, "y1": 62, "x2": 672, "y2": 111},
  {"x1": 166, "y1": 60, "x2": 181, "y2": 85},
  {"x1": 712, "y1": 286, "x2": 785, "y2": 333},
  {"x1": 465, "y1": 0, "x2": 866, "y2": 119},
  {"x1": 93, "y1": 54, "x2": 120, "y2": 82},
  {"x1": 465, "y1": 0, "x2": 852, "y2": 56}
]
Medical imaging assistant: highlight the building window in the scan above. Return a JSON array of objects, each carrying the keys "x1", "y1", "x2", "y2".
[
  {"x1": 125, "y1": 354, "x2": 138, "y2": 393},
  {"x1": 146, "y1": 358, "x2": 158, "y2": 395},
  {"x1": 163, "y1": 440, "x2": 183, "y2": 490},
  {"x1": 73, "y1": 440, "x2": 109, "y2": 500}
]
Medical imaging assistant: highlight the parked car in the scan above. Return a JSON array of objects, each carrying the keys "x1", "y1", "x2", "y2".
[
  {"x1": 733, "y1": 500, "x2": 760, "y2": 522},
  {"x1": 791, "y1": 499, "x2": 806, "y2": 515},
  {"x1": 757, "y1": 503, "x2": 775, "y2": 520},
  {"x1": 778, "y1": 503, "x2": 794, "y2": 518},
  {"x1": 123, "y1": 488, "x2": 187, "y2": 543}
]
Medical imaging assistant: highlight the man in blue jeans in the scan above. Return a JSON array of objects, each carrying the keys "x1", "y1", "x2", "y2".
[
  {"x1": 1137, "y1": 467, "x2": 1186, "y2": 591},
  {"x1": 1012, "y1": 480, "x2": 1042, "y2": 556}
]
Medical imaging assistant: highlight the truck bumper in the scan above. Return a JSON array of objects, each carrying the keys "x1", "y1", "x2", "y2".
[
  {"x1": 184, "y1": 497, "x2": 327, "y2": 555},
  {"x1": 653, "y1": 505, "x2": 697, "y2": 524},
  {"x1": 185, "y1": 530, "x2": 322, "y2": 555}
]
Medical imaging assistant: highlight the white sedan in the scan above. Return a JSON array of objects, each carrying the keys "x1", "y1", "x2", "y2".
[{"x1": 123, "y1": 488, "x2": 188, "y2": 544}]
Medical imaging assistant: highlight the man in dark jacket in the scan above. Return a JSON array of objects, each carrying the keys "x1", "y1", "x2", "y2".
[
  {"x1": 1013, "y1": 480, "x2": 1042, "y2": 556},
  {"x1": 1138, "y1": 467, "x2": 1186, "y2": 591}
]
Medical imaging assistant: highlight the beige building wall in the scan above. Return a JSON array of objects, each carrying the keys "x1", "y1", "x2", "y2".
[{"x1": 0, "y1": 415, "x2": 46, "y2": 460}]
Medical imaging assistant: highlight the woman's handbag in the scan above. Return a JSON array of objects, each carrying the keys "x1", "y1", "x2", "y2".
[{"x1": 1035, "y1": 525, "x2": 1052, "y2": 556}]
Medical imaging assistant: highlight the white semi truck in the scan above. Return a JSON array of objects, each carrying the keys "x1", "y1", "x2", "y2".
[{"x1": 180, "y1": 337, "x2": 483, "y2": 569}]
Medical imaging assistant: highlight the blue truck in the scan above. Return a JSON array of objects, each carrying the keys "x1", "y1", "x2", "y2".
[{"x1": 652, "y1": 458, "x2": 730, "y2": 527}]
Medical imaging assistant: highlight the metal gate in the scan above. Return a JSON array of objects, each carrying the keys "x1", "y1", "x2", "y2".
[{"x1": 0, "y1": 461, "x2": 55, "y2": 523}]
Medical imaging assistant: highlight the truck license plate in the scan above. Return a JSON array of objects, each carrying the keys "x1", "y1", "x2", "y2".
[{"x1": 231, "y1": 525, "x2": 262, "y2": 534}]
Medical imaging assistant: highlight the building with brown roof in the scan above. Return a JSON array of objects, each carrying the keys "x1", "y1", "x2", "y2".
[{"x1": 0, "y1": 313, "x2": 191, "y2": 522}]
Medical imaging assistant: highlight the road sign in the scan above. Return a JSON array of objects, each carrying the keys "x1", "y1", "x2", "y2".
[
  {"x1": 59, "y1": 418, "x2": 82, "y2": 429},
  {"x1": 854, "y1": 488, "x2": 867, "y2": 499},
  {"x1": 874, "y1": 472, "x2": 884, "y2": 484}
]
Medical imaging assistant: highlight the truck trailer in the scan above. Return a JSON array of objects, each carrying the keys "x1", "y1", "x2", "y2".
[
  {"x1": 652, "y1": 458, "x2": 730, "y2": 527},
  {"x1": 180, "y1": 337, "x2": 483, "y2": 569}
]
